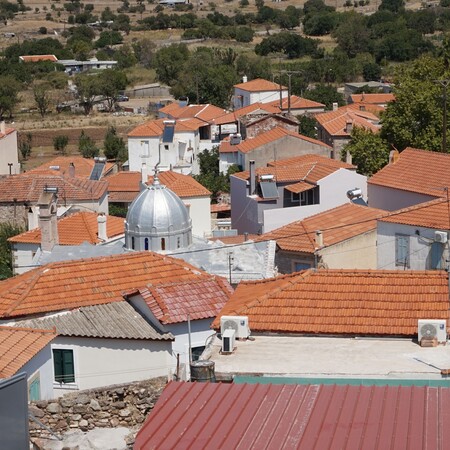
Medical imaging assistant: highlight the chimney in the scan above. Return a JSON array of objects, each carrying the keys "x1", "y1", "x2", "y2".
[
  {"x1": 242, "y1": 75, "x2": 248, "y2": 83},
  {"x1": 345, "y1": 120, "x2": 353, "y2": 134},
  {"x1": 38, "y1": 188, "x2": 59, "y2": 252},
  {"x1": 140, "y1": 163, "x2": 148, "y2": 191},
  {"x1": 68, "y1": 162, "x2": 75, "y2": 177},
  {"x1": 345, "y1": 150, "x2": 352, "y2": 165},
  {"x1": 332, "y1": 102, "x2": 338, "y2": 111},
  {"x1": 244, "y1": 232, "x2": 249, "y2": 241},
  {"x1": 389, "y1": 149, "x2": 400, "y2": 164},
  {"x1": 97, "y1": 213, "x2": 107, "y2": 241},
  {"x1": 315, "y1": 230, "x2": 323, "y2": 249},
  {"x1": 0, "y1": 121, "x2": 5, "y2": 134},
  {"x1": 249, "y1": 160, "x2": 256, "y2": 196}
]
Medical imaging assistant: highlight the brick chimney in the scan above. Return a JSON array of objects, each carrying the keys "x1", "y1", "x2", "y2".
[
  {"x1": 38, "y1": 188, "x2": 59, "y2": 252},
  {"x1": 97, "y1": 213, "x2": 107, "y2": 241},
  {"x1": 68, "y1": 162, "x2": 75, "y2": 177}
]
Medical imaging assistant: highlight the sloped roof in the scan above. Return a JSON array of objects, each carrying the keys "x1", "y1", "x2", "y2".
[
  {"x1": 379, "y1": 198, "x2": 450, "y2": 229},
  {"x1": 29, "y1": 156, "x2": 114, "y2": 179},
  {"x1": 135, "y1": 382, "x2": 450, "y2": 450},
  {"x1": 0, "y1": 173, "x2": 108, "y2": 202},
  {"x1": 220, "y1": 127, "x2": 330, "y2": 155},
  {"x1": 0, "y1": 251, "x2": 225, "y2": 319},
  {"x1": 107, "y1": 171, "x2": 211, "y2": 201},
  {"x1": 136, "y1": 277, "x2": 233, "y2": 324},
  {"x1": 15, "y1": 301, "x2": 173, "y2": 341},
  {"x1": 0, "y1": 326, "x2": 56, "y2": 378},
  {"x1": 315, "y1": 106, "x2": 380, "y2": 136},
  {"x1": 258, "y1": 203, "x2": 386, "y2": 253},
  {"x1": 368, "y1": 147, "x2": 450, "y2": 197},
  {"x1": 264, "y1": 95, "x2": 325, "y2": 110},
  {"x1": 234, "y1": 78, "x2": 287, "y2": 92},
  {"x1": 159, "y1": 103, "x2": 226, "y2": 122},
  {"x1": 268, "y1": 153, "x2": 355, "y2": 169},
  {"x1": 19, "y1": 54, "x2": 58, "y2": 63},
  {"x1": 212, "y1": 269, "x2": 449, "y2": 336},
  {"x1": 213, "y1": 103, "x2": 281, "y2": 125},
  {"x1": 0, "y1": 127, "x2": 15, "y2": 139},
  {"x1": 350, "y1": 93, "x2": 395, "y2": 104},
  {"x1": 9, "y1": 212, "x2": 124, "y2": 245},
  {"x1": 128, "y1": 117, "x2": 207, "y2": 137}
]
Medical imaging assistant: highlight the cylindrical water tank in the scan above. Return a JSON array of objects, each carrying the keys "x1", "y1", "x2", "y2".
[{"x1": 190, "y1": 360, "x2": 216, "y2": 383}]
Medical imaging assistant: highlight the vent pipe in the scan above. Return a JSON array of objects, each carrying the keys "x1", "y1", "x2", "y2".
[
  {"x1": 249, "y1": 160, "x2": 256, "y2": 196},
  {"x1": 315, "y1": 230, "x2": 323, "y2": 249},
  {"x1": 97, "y1": 213, "x2": 107, "y2": 241}
]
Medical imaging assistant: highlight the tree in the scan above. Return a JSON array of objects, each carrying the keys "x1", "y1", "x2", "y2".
[
  {"x1": 303, "y1": 84, "x2": 345, "y2": 109},
  {"x1": 333, "y1": 12, "x2": 370, "y2": 58},
  {"x1": 74, "y1": 73, "x2": 100, "y2": 115},
  {"x1": 379, "y1": 0, "x2": 404, "y2": 13},
  {"x1": 18, "y1": 132, "x2": 32, "y2": 160},
  {"x1": 95, "y1": 30, "x2": 123, "y2": 48},
  {"x1": 154, "y1": 44, "x2": 190, "y2": 85},
  {"x1": 33, "y1": 83, "x2": 51, "y2": 118},
  {"x1": 380, "y1": 55, "x2": 447, "y2": 151},
  {"x1": 98, "y1": 69, "x2": 127, "y2": 111},
  {"x1": 78, "y1": 130, "x2": 99, "y2": 158},
  {"x1": 0, "y1": 76, "x2": 21, "y2": 119},
  {"x1": 0, "y1": 222, "x2": 23, "y2": 280},
  {"x1": 53, "y1": 135, "x2": 69, "y2": 155},
  {"x1": 342, "y1": 127, "x2": 390, "y2": 176},
  {"x1": 103, "y1": 126, "x2": 127, "y2": 161},
  {"x1": 298, "y1": 115, "x2": 317, "y2": 139}
]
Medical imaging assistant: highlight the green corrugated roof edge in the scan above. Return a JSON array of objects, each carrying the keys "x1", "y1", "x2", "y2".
[{"x1": 233, "y1": 376, "x2": 450, "y2": 387}]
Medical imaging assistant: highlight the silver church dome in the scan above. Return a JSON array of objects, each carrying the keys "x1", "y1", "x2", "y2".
[{"x1": 125, "y1": 176, "x2": 192, "y2": 252}]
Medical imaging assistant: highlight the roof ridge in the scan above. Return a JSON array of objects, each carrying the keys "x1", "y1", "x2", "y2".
[{"x1": 0, "y1": 325, "x2": 56, "y2": 334}]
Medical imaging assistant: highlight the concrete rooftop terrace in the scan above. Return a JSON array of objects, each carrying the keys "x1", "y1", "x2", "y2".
[{"x1": 208, "y1": 335, "x2": 450, "y2": 382}]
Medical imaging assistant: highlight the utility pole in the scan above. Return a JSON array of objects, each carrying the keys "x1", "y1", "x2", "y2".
[
  {"x1": 435, "y1": 79, "x2": 450, "y2": 153},
  {"x1": 280, "y1": 70, "x2": 304, "y2": 115}
]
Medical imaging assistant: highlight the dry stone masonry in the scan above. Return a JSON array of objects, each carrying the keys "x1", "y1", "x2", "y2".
[{"x1": 29, "y1": 378, "x2": 166, "y2": 438}]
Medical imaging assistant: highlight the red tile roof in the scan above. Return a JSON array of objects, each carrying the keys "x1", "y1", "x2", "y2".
[
  {"x1": 368, "y1": 147, "x2": 450, "y2": 197},
  {"x1": 135, "y1": 382, "x2": 450, "y2": 450},
  {"x1": 8, "y1": 212, "x2": 124, "y2": 245},
  {"x1": 19, "y1": 54, "x2": 58, "y2": 63},
  {"x1": 107, "y1": 171, "x2": 211, "y2": 201},
  {"x1": 0, "y1": 251, "x2": 232, "y2": 319},
  {"x1": 0, "y1": 173, "x2": 108, "y2": 202},
  {"x1": 128, "y1": 118, "x2": 207, "y2": 137},
  {"x1": 258, "y1": 203, "x2": 386, "y2": 253},
  {"x1": 159, "y1": 103, "x2": 226, "y2": 122},
  {"x1": 213, "y1": 103, "x2": 281, "y2": 126},
  {"x1": 220, "y1": 127, "x2": 330, "y2": 155},
  {"x1": 213, "y1": 269, "x2": 449, "y2": 336},
  {"x1": 379, "y1": 198, "x2": 450, "y2": 229},
  {"x1": 350, "y1": 93, "x2": 395, "y2": 104},
  {"x1": 0, "y1": 127, "x2": 15, "y2": 139},
  {"x1": 268, "y1": 153, "x2": 355, "y2": 169},
  {"x1": 210, "y1": 203, "x2": 230, "y2": 213},
  {"x1": 137, "y1": 277, "x2": 233, "y2": 324},
  {"x1": 29, "y1": 156, "x2": 114, "y2": 179},
  {"x1": 0, "y1": 326, "x2": 56, "y2": 378},
  {"x1": 234, "y1": 78, "x2": 287, "y2": 92},
  {"x1": 315, "y1": 106, "x2": 380, "y2": 136},
  {"x1": 264, "y1": 95, "x2": 325, "y2": 110}
]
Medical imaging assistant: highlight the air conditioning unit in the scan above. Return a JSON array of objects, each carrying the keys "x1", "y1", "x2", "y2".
[
  {"x1": 434, "y1": 231, "x2": 448, "y2": 244},
  {"x1": 220, "y1": 316, "x2": 250, "y2": 339},
  {"x1": 222, "y1": 329, "x2": 236, "y2": 354},
  {"x1": 418, "y1": 319, "x2": 447, "y2": 343}
]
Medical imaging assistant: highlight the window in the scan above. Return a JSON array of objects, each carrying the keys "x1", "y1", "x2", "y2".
[
  {"x1": 145, "y1": 238, "x2": 149, "y2": 251},
  {"x1": 291, "y1": 192, "x2": 300, "y2": 203},
  {"x1": 161, "y1": 238, "x2": 166, "y2": 250},
  {"x1": 294, "y1": 262, "x2": 311, "y2": 272},
  {"x1": 131, "y1": 236, "x2": 135, "y2": 250},
  {"x1": 177, "y1": 237, "x2": 181, "y2": 249},
  {"x1": 53, "y1": 349, "x2": 75, "y2": 384},
  {"x1": 395, "y1": 235, "x2": 410, "y2": 267},
  {"x1": 191, "y1": 346, "x2": 205, "y2": 361}
]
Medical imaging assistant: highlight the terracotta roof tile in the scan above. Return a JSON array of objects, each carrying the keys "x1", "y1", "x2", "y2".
[
  {"x1": 213, "y1": 103, "x2": 281, "y2": 125},
  {"x1": 284, "y1": 181, "x2": 315, "y2": 194},
  {"x1": 268, "y1": 153, "x2": 355, "y2": 169},
  {"x1": 315, "y1": 106, "x2": 380, "y2": 136},
  {"x1": 258, "y1": 203, "x2": 386, "y2": 253},
  {"x1": 234, "y1": 78, "x2": 287, "y2": 92},
  {"x1": 368, "y1": 147, "x2": 450, "y2": 196},
  {"x1": 128, "y1": 118, "x2": 207, "y2": 137},
  {"x1": 264, "y1": 95, "x2": 325, "y2": 110},
  {"x1": 210, "y1": 203, "x2": 230, "y2": 213},
  {"x1": 9, "y1": 212, "x2": 124, "y2": 245},
  {"x1": 213, "y1": 269, "x2": 449, "y2": 336},
  {"x1": 350, "y1": 93, "x2": 395, "y2": 104},
  {"x1": 220, "y1": 127, "x2": 331, "y2": 155},
  {"x1": 20, "y1": 54, "x2": 58, "y2": 62},
  {"x1": 0, "y1": 173, "x2": 108, "y2": 202},
  {"x1": 379, "y1": 198, "x2": 450, "y2": 229},
  {"x1": 0, "y1": 326, "x2": 56, "y2": 378},
  {"x1": 0, "y1": 251, "x2": 231, "y2": 319},
  {"x1": 0, "y1": 127, "x2": 15, "y2": 139},
  {"x1": 107, "y1": 171, "x2": 211, "y2": 200},
  {"x1": 139, "y1": 277, "x2": 233, "y2": 324},
  {"x1": 159, "y1": 103, "x2": 226, "y2": 122},
  {"x1": 29, "y1": 156, "x2": 114, "y2": 179}
]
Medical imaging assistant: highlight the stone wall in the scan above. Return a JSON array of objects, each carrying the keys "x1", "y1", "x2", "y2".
[
  {"x1": 29, "y1": 377, "x2": 167, "y2": 438},
  {"x1": 0, "y1": 203, "x2": 28, "y2": 227}
]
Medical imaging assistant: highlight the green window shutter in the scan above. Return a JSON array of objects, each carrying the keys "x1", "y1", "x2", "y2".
[
  {"x1": 62, "y1": 350, "x2": 75, "y2": 383},
  {"x1": 53, "y1": 349, "x2": 63, "y2": 383}
]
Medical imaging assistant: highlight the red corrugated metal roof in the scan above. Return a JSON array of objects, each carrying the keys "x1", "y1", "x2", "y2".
[{"x1": 135, "y1": 382, "x2": 450, "y2": 449}]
